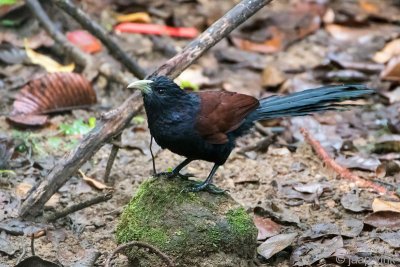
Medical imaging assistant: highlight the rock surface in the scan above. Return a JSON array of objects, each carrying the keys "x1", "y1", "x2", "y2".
[{"x1": 116, "y1": 177, "x2": 257, "y2": 266}]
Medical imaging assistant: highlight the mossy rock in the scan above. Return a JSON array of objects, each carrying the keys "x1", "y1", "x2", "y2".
[{"x1": 116, "y1": 177, "x2": 257, "y2": 267}]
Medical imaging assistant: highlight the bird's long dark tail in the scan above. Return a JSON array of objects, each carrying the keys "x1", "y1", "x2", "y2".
[{"x1": 252, "y1": 85, "x2": 373, "y2": 121}]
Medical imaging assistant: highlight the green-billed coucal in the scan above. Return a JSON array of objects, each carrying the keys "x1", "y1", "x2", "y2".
[{"x1": 128, "y1": 76, "x2": 372, "y2": 193}]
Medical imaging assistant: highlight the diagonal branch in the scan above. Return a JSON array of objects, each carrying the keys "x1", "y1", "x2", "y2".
[
  {"x1": 53, "y1": 0, "x2": 147, "y2": 79},
  {"x1": 19, "y1": 0, "x2": 273, "y2": 219}
]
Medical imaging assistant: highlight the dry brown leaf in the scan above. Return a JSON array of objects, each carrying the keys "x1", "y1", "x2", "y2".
[
  {"x1": 261, "y1": 66, "x2": 286, "y2": 87},
  {"x1": 15, "y1": 183, "x2": 32, "y2": 198},
  {"x1": 45, "y1": 194, "x2": 60, "y2": 208},
  {"x1": 253, "y1": 217, "x2": 281, "y2": 240},
  {"x1": 25, "y1": 39, "x2": 74, "y2": 72},
  {"x1": 78, "y1": 169, "x2": 108, "y2": 190},
  {"x1": 9, "y1": 72, "x2": 97, "y2": 126},
  {"x1": 116, "y1": 12, "x2": 151, "y2": 23},
  {"x1": 372, "y1": 198, "x2": 400, "y2": 213},
  {"x1": 364, "y1": 210, "x2": 400, "y2": 229},
  {"x1": 326, "y1": 24, "x2": 400, "y2": 42},
  {"x1": 381, "y1": 56, "x2": 400, "y2": 81},
  {"x1": 373, "y1": 39, "x2": 400, "y2": 64}
]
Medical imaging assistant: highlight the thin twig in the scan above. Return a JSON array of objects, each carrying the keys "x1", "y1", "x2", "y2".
[
  {"x1": 30, "y1": 235, "x2": 35, "y2": 256},
  {"x1": 104, "y1": 134, "x2": 121, "y2": 184},
  {"x1": 105, "y1": 241, "x2": 174, "y2": 267},
  {"x1": 44, "y1": 190, "x2": 113, "y2": 222},
  {"x1": 20, "y1": 0, "x2": 273, "y2": 218},
  {"x1": 53, "y1": 0, "x2": 146, "y2": 79},
  {"x1": 150, "y1": 136, "x2": 157, "y2": 175},
  {"x1": 25, "y1": 0, "x2": 88, "y2": 67},
  {"x1": 301, "y1": 128, "x2": 398, "y2": 199}
]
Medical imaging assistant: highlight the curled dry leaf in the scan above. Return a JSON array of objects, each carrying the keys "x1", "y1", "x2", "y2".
[
  {"x1": 373, "y1": 39, "x2": 400, "y2": 64},
  {"x1": 364, "y1": 210, "x2": 400, "y2": 229},
  {"x1": 9, "y1": 72, "x2": 97, "y2": 126},
  {"x1": 78, "y1": 169, "x2": 108, "y2": 190},
  {"x1": 257, "y1": 233, "x2": 297, "y2": 259},
  {"x1": 253, "y1": 216, "x2": 281, "y2": 241},
  {"x1": 67, "y1": 30, "x2": 102, "y2": 54},
  {"x1": 372, "y1": 198, "x2": 400, "y2": 213},
  {"x1": 325, "y1": 24, "x2": 400, "y2": 42},
  {"x1": 25, "y1": 39, "x2": 75, "y2": 73},
  {"x1": 381, "y1": 57, "x2": 400, "y2": 82},
  {"x1": 116, "y1": 12, "x2": 151, "y2": 23}
]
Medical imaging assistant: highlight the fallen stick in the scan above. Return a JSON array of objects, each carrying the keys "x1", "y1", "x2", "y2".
[
  {"x1": 300, "y1": 128, "x2": 398, "y2": 199},
  {"x1": 19, "y1": 0, "x2": 273, "y2": 219},
  {"x1": 105, "y1": 241, "x2": 174, "y2": 267},
  {"x1": 44, "y1": 190, "x2": 113, "y2": 222}
]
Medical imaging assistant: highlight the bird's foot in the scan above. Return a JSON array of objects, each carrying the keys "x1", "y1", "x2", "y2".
[
  {"x1": 154, "y1": 171, "x2": 194, "y2": 180},
  {"x1": 182, "y1": 183, "x2": 226, "y2": 194}
]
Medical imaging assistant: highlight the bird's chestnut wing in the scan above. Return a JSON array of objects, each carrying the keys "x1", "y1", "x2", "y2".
[{"x1": 194, "y1": 91, "x2": 259, "y2": 144}]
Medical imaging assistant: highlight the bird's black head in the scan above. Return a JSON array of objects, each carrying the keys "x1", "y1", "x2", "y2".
[{"x1": 127, "y1": 76, "x2": 189, "y2": 110}]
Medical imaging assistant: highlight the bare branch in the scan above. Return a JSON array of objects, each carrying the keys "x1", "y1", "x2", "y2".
[
  {"x1": 19, "y1": 0, "x2": 273, "y2": 218},
  {"x1": 52, "y1": 0, "x2": 147, "y2": 79},
  {"x1": 25, "y1": 0, "x2": 88, "y2": 67}
]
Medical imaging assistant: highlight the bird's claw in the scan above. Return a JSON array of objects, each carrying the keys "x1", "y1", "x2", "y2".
[
  {"x1": 181, "y1": 183, "x2": 226, "y2": 194},
  {"x1": 154, "y1": 171, "x2": 194, "y2": 180}
]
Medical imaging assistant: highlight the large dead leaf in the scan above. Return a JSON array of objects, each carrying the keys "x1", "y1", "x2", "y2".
[
  {"x1": 372, "y1": 198, "x2": 400, "y2": 213},
  {"x1": 364, "y1": 211, "x2": 400, "y2": 229},
  {"x1": 290, "y1": 236, "x2": 343, "y2": 266},
  {"x1": 9, "y1": 72, "x2": 97, "y2": 126},
  {"x1": 78, "y1": 169, "x2": 108, "y2": 190},
  {"x1": 335, "y1": 155, "x2": 381, "y2": 171},
  {"x1": 340, "y1": 219, "x2": 364, "y2": 237},
  {"x1": 378, "y1": 231, "x2": 400, "y2": 248},
  {"x1": 67, "y1": 30, "x2": 102, "y2": 54},
  {"x1": 340, "y1": 189, "x2": 371, "y2": 212},
  {"x1": 326, "y1": 24, "x2": 400, "y2": 42},
  {"x1": 253, "y1": 216, "x2": 281, "y2": 241},
  {"x1": 232, "y1": 2, "x2": 323, "y2": 53},
  {"x1": 25, "y1": 39, "x2": 75, "y2": 72},
  {"x1": 257, "y1": 233, "x2": 297, "y2": 259},
  {"x1": 15, "y1": 256, "x2": 59, "y2": 267},
  {"x1": 303, "y1": 223, "x2": 340, "y2": 239}
]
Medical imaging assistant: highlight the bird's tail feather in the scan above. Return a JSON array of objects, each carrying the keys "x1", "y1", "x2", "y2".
[{"x1": 252, "y1": 85, "x2": 373, "y2": 121}]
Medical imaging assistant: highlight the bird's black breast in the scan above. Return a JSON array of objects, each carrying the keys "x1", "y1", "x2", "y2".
[{"x1": 144, "y1": 93, "x2": 235, "y2": 165}]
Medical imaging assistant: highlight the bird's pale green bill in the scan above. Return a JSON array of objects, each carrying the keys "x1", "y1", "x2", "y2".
[{"x1": 127, "y1": 80, "x2": 153, "y2": 94}]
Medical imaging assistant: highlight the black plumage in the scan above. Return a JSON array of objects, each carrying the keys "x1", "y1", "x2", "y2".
[{"x1": 128, "y1": 76, "x2": 373, "y2": 193}]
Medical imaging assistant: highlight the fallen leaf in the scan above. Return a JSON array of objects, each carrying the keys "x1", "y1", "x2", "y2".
[
  {"x1": 0, "y1": 234, "x2": 18, "y2": 256},
  {"x1": 15, "y1": 182, "x2": 32, "y2": 198},
  {"x1": 372, "y1": 198, "x2": 400, "y2": 213},
  {"x1": 364, "y1": 210, "x2": 400, "y2": 229},
  {"x1": 340, "y1": 219, "x2": 364, "y2": 237},
  {"x1": 9, "y1": 72, "x2": 97, "y2": 126},
  {"x1": 325, "y1": 24, "x2": 400, "y2": 43},
  {"x1": 290, "y1": 236, "x2": 343, "y2": 266},
  {"x1": 378, "y1": 231, "x2": 400, "y2": 248},
  {"x1": 0, "y1": 137, "x2": 14, "y2": 169},
  {"x1": 335, "y1": 155, "x2": 381, "y2": 171},
  {"x1": 261, "y1": 66, "x2": 286, "y2": 87},
  {"x1": 373, "y1": 39, "x2": 400, "y2": 64},
  {"x1": 303, "y1": 223, "x2": 341, "y2": 239},
  {"x1": 79, "y1": 169, "x2": 108, "y2": 190},
  {"x1": 380, "y1": 87, "x2": 400, "y2": 104},
  {"x1": 0, "y1": 42, "x2": 27, "y2": 64},
  {"x1": 381, "y1": 56, "x2": 400, "y2": 81},
  {"x1": 374, "y1": 134, "x2": 400, "y2": 153},
  {"x1": 25, "y1": 39, "x2": 75, "y2": 72},
  {"x1": 257, "y1": 233, "x2": 297, "y2": 259},
  {"x1": 116, "y1": 12, "x2": 151, "y2": 23},
  {"x1": 253, "y1": 216, "x2": 281, "y2": 240},
  {"x1": 115, "y1": 23, "x2": 198, "y2": 38},
  {"x1": 340, "y1": 189, "x2": 371, "y2": 212},
  {"x1": 67, "y1": 30, "x2": 101, "y2": 54}
]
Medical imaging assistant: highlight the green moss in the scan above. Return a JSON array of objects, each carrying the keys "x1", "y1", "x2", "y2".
[
  {"x1": 116, "y1": 177, "x2": 258, "y2": 266},
  {"x1": 226, "y1": 206, "x2": 254, "y2": 236},
  {"x1": 116, "y1": 178, "x2": 202, "y2": 250}
]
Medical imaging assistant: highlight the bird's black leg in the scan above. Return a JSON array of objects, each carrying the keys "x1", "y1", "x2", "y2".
[
  {"x1": 155, "y1": 158, "x2": 193, "y2": 179},
  {"x1": 185, "y1": 164, "x2": 225, "y2": 194}
]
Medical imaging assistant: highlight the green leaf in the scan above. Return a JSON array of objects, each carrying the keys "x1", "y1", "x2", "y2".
[
  {"x1": 180, "y1": 80, "x2": 199, "y2": 91},
  {"x1": 60, "y1": 119, "x2": 93, "y2": 136},
  {"x1": 0, "y1": 0, "x2": 18, "y2": 5},
  {"x1": 89, "y1": 117, "x2": 96, "y2": 128},
  {"x1": 133, "y1": 116, "x2": 145, "y2": 123},
  {"x1": 0, "y1": 170, "x2": 16, "y2": 175},
  {"x1": 66, "y1": 139, "x2": 79, "y2": 149},
  {"x1": 1, "y1": 19, "x2": 19, "y2": 26}
]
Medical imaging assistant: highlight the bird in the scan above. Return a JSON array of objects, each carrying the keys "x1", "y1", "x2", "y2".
[{"x1": 128, "y1": 76, "x2": 373, "y2": 193}]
